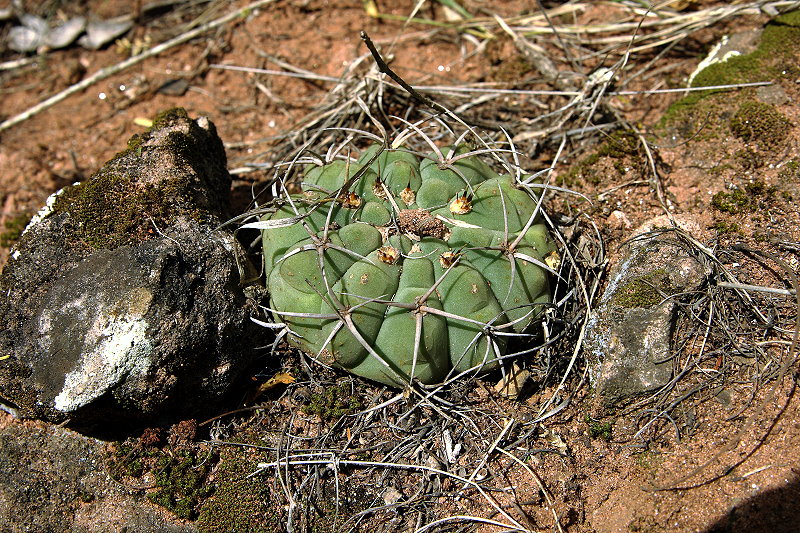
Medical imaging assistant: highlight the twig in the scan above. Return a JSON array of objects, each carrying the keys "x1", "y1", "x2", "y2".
[
  {"x1": 717, "y1": 281, "x2": 795, "y2": 297},
  {"x1": 611, "y1": 81, "x2": 773, "y2": 95},
  {"x1": 360, "y1": 30, "x2": 447, "y2": 114},
  {"x1": 0, "y1": 57, "x2": 37, "y2": 71},
  {"x1": 209, "y1": 63, "x2": 339, "y2": 83}
]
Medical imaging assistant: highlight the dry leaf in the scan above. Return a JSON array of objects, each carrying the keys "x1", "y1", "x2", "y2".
[
  {"x1": 494, "y1": 363, "x2": 531, "y2": 398},
  {"x1": 250, "y1": 372, "x2": 295, "y2": 401}
]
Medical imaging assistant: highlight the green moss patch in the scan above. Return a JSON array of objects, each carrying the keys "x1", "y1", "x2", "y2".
[
  {"x1": 196, "y1": 429, "x2": 380, "y2": 532},
  {"x1": 562, "y1": 130, "x2": 643, "y2": 186},
  {"x1": 54, "y1": 172, "x2": 170, "y2": 249},
  {"x1": 52, "y1": 107, "x2": 208, "y2": 250},
  {"x1": 152, "y1": 106, "x2": 190, "y2": 128},
  {"x1": 712, "y1": 221, "x2": 741, "y2": 235},
  {"x1": 710, "y1": 188, "x2": 752, "y2": 214},
  {"x1": 109, "y1": 425, "x2": 217, "y2": 521},
  {"x1": 303, "y1": 383, "x2": 364, "y2": 421},
  {"x1": 122, "y1": 107, "x2": 191, "y2": 158},
  {"x1": 0, "y1": 213, "x2": 31, "y2": 247},
  {"x1": 612, "y1": 268, "x2": 674, "y2": 308},
  {"x1": 148, "y1": 449, "x2": 216, "y2": 520},
  {"x1": 586, "y1": 415, "x2": 613, "y2": 441},
  {"x1": 196, "y1": 447, "x2": 280, "y2": 533},
  {"x1": 778, "y1": 160, "x2": 800, "y2": 186},
  {"x1": 711, "y1": 180, "x2": 775, "y2": 214},
  {"x1": 634, "y1": 450, "x2": 664, "y2": 471},
  {"x1": 730, "y1": 101, "x2": 792, "y2": 146}
]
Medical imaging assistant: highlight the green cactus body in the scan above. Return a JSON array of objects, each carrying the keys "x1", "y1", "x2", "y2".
[{"x1": 262, "y1": 144, "x2": 555, "y2": 387}]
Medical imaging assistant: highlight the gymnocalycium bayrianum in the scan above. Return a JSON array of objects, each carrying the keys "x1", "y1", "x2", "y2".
[{"x1": 257, "y1": 138, "x2": 557, "y2": 387}]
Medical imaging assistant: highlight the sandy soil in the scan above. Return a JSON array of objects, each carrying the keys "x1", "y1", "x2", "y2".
[{"x1": 2, "y1": 1, "x2": 800, "y2": 532}]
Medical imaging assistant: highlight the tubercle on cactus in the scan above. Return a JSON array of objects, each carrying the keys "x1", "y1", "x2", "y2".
[{"x1": 260, "y1": 142, "x2": 556, "y2": 388}]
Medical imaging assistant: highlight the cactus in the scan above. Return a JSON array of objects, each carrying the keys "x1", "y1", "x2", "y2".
[{"x1": 260, "y1": 143, "x2": 556, "y2": 387}]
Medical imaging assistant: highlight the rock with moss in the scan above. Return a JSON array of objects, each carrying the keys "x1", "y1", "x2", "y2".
[
  {"x1": 584, "y1": 216, "x2": 708, "y2": 404},
  {"x1": 0, "y1": 108, "x2": 263, "y2": 430},
  {"x1": 660, "y1": 16, "x2": 800, "y2": 142},
  {"x1": 0, "y1": 415, "x2": 197, "y2": 532}
]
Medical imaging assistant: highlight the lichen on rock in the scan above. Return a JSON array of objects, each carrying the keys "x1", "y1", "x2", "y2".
[
  {"x1": 0, "y1": 109, "x2": 263, "y2": 431},
  {"x1": 585, "y1": 216, "x2": 709, "y2": 404}
]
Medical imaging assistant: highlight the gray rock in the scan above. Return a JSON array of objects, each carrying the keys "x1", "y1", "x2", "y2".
[
  {"x1": 45, "y1": 16, "x2": 87, "y2": 50},
  {"x1": 78, "y1": 19, "x2": 133, "y2": 50},
  {"x1": 0, "y1": 108, "x2": 263, "y2": 429},
  {"x1": 0, "y1": 414, "x2": 196, "y2": 533},
  {"x1": 687, "y1": 29, "x2": 762, "y2": 87},
  {"x1": 585, "y1": 216, "x2": 708, "y2": 404},
  {"x1": 756, "y1": 84, "x2": 789, "y2": 106},
  {"x1": 7, "y1": 14, "x2": 47, "y2": 52}
]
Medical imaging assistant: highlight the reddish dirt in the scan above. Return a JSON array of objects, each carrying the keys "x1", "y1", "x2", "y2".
[{"x1": 2, "y1": 1, "x2": 800, "y2": 532}]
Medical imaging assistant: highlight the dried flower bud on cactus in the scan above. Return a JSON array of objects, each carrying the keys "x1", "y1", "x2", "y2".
[
  {"x1": 377, "y1": 245, "x2": 400, "y2": 265},
  {"x1": 449, "y1": 192, "x2": 473, "y2": 215},
  {"x1": 400, "y1": 185, "x2": 416, "y2": 206},
  {"x1": 337, "y1": 191, "x2": 362, "y2": 209},
  {"x1": 260, "y1": 144, "x2": 556, "y2": 387},
  {"x1": 372, "y1": 178, "x2": 389, "y2": 200},
  {"x1": 438, "y1": 250, "x2": 461, "y2": 269}
]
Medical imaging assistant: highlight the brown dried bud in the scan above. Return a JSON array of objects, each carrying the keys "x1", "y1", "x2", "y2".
[
  {"x1": 545, "y1": 250, "x2": 561, "y2": 271},
  {"x1": 372, "y1": 179, "x2": 389, "y2": 200},
  {"x1": 449, "y1": 193, "x2": 473, "y2": 215},
  {"x1": 400, "y1": 186, "x2": 416, "y2": 206},
  {"x1": 337, "y1": 191, "x2": 362, "y2": 209},
  {"x1": 377, "y1": 245, "x2": 400, "y2": 264},
  {"x1": 439, "y1": 250, "x2": 461, "y2": 269}
]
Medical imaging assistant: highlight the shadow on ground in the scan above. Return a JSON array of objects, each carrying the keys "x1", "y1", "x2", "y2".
[{"x1": 704, "y1": 474, "x2": 800, "y2": 533}]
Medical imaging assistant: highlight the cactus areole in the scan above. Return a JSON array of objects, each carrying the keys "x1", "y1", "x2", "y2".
[{"x1": 261, "y1": 144, "x2": 556, "y2": 387}]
